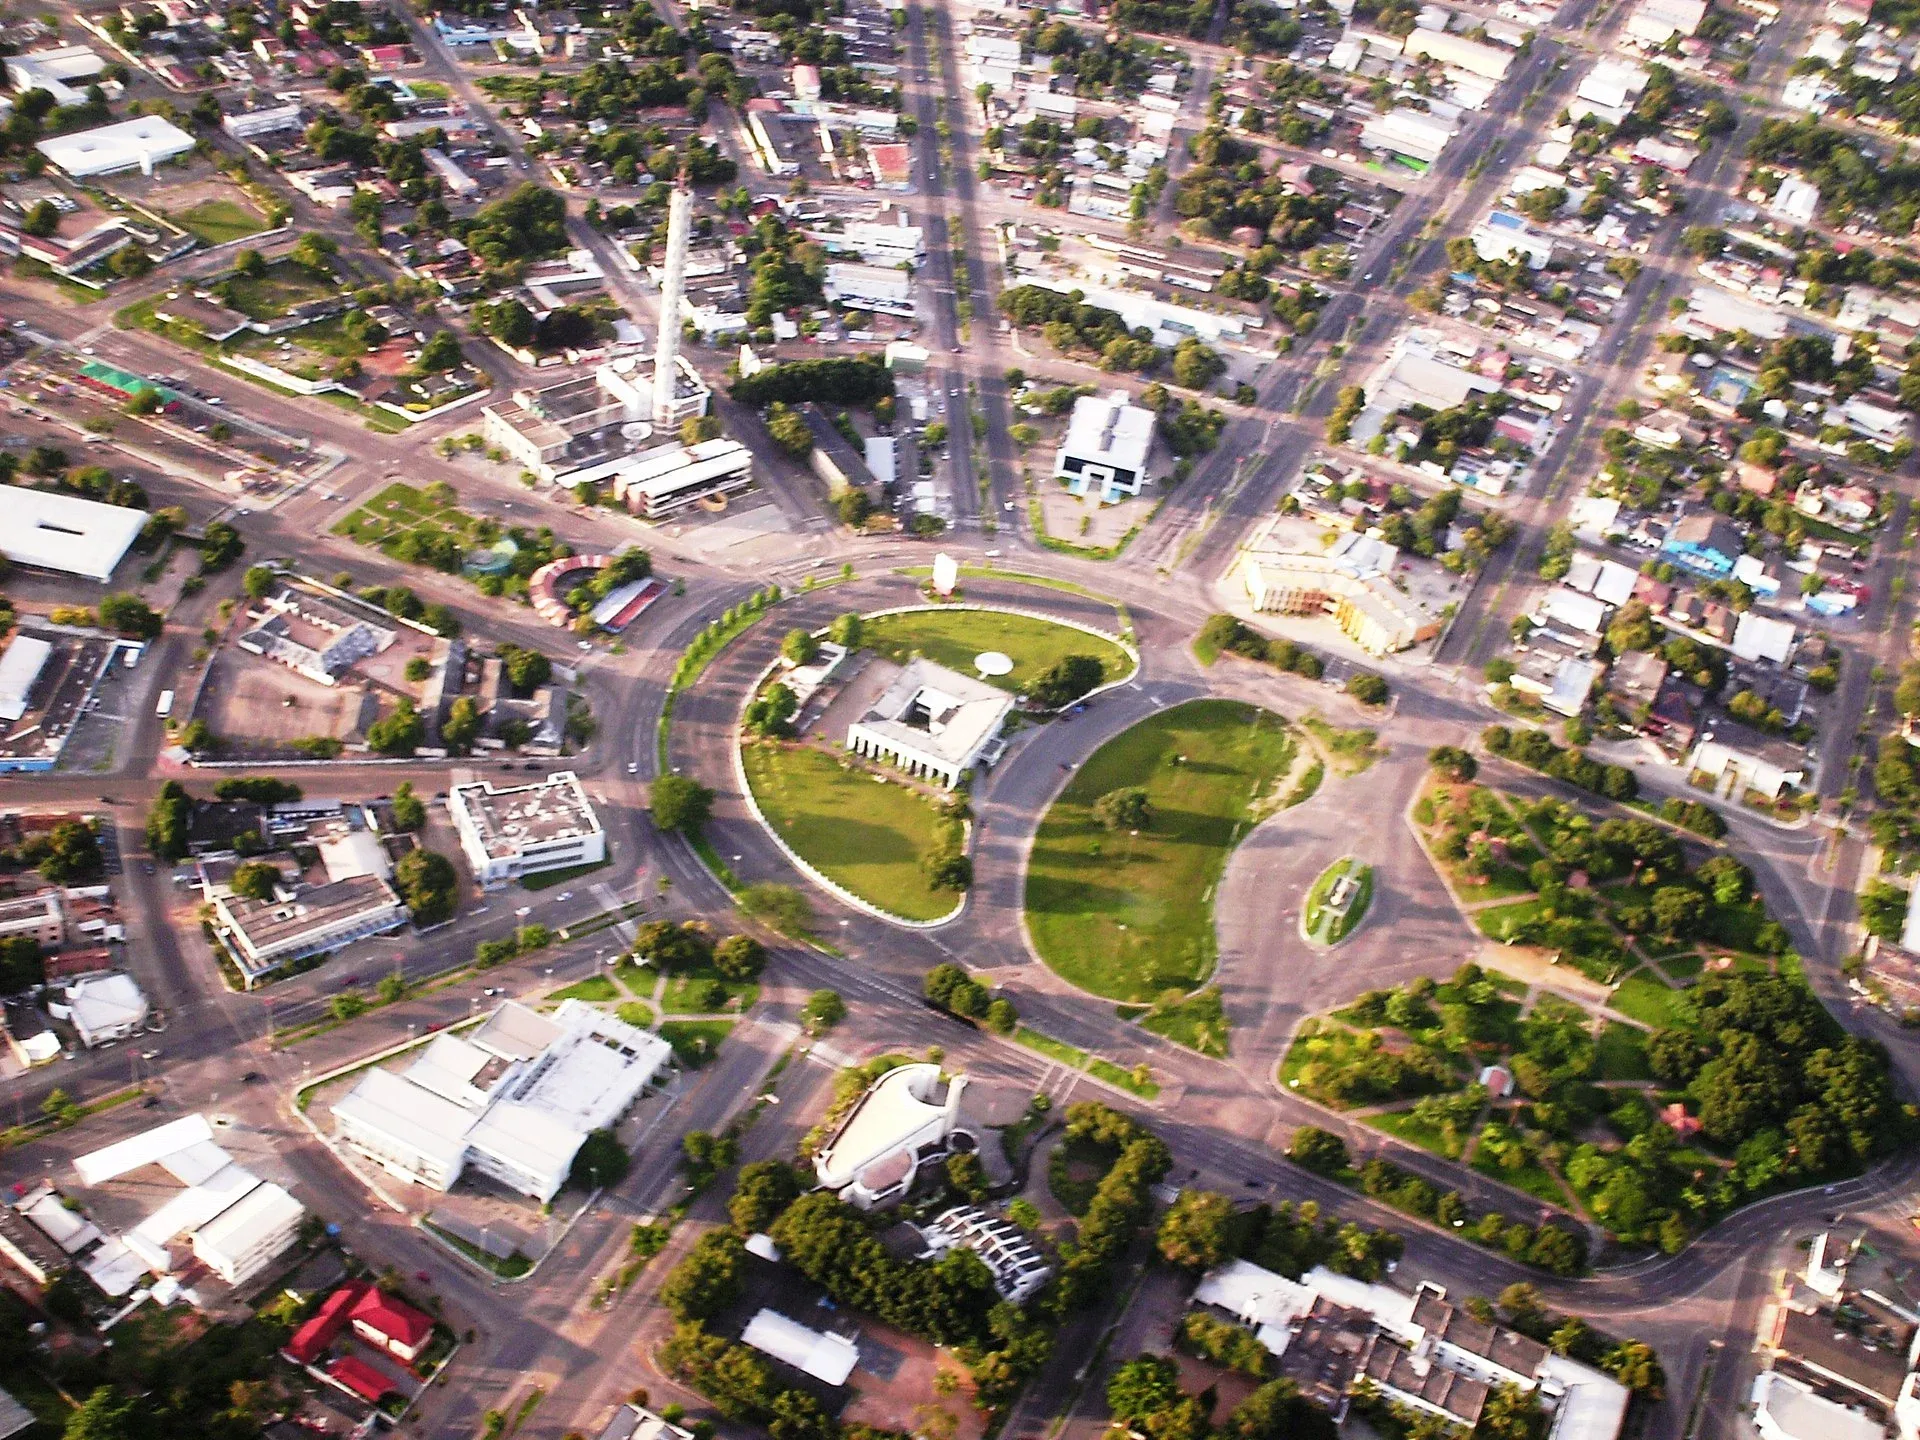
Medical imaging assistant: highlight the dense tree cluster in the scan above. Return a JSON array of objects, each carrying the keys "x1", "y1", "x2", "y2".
[
  {"x1": 1175, "y1": 130, "x2": 1339, "y2": 247},
  {"x1": 1050, "y1": 1103, "x2": 1171, "y2": 1309},
  {"x1": 1197, "y1": 614, "x2": 1328, "y2": 681},
  {"x1": 1000, "y1": 286, "x2": 1159, "y2": 372},
  {"x1": 731, "y1": 355, "x2": 893, "y2": 407}
]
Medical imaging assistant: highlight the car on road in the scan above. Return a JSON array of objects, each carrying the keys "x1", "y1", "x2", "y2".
[
  {"x1": 482, "y1": 987, "x2": 503, "y2": 996},
  {"x1": 241, "y1": 1071, "x2": 264, "y2": 1084},
  {"x1": 627, "y1": 762, "x2": 638, "y2": 774},
  {"x1": 556, "y1": 891, "x2": 572, "y2": 902}
]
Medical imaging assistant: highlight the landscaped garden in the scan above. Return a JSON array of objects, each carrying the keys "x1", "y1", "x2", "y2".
[
  {"x1": 1024, "y1": 699, "x2": 1296, "y2": 1001},
  {"x1": 1285, "y1": 760, "x2": 1910, "y2": 1254},
  {"x1": 857, "y1": 607, "x2": 1133, "y2": 694},
  {"x1": 331, "y1": 481, "x2": 490, "y2": 572},
  {"x1": 1302, "y1": 856, "x2": 1372, "y2": 946},
  {"x1": 740, "y1": 741, "x2": 966, "y2": 922}
]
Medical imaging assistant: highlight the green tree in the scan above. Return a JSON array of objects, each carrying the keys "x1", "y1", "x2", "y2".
[
  {"x1": 243, "y1": 565, "x2": 275, "y2": 599},
  {"x1": 713, "y1": 934, "x2": 766, "y2": 981},
  {"x1": 442, "y1": 695, "x2": 481, "y2": 754},
  {"x1": 1028, "y1": 654, "x2": 1104, "y2": 708},
  {"x1": 63, "y1": 1387, "x2": 138, "y2": 1440},
  {"x1": 1093, "y1": 786, "x2": 1151, "y2": 831},
  {"x1": 765, "y1": 402, "x2": 814, "y2": 457},
  {"x1": 36, "y1": 821, "x2": 102, "y2": 883},
  {"x1": 801, "y1": 989, "x2": 845, "y2": 1033},
  {"x1": 97, "y1": 593, "x2": 162, "y2": 639},
  {"x1": 1288, "y1": 1127, "x2": 1349, "y2": 1175},
  {"x1": 146, "y1": 781, "x2": 193, "y2": 862},
  {"x1": 682, "y1": 1130, "x2": 739, "y2": 1187},
  {"x1": 390, "y1": 781, "x2": 427, "y2": 833},
  {"x1": 416, "y1": 331, "x2": 462, "y2": 372},
  {"x1": 781, "y1": 629, "x2": 820, "y2": 666},
  {"x1": 571, "y1": 1127, "x2": 631, "y2": 1189},
  {"x1": 828, "y1": 612, "x2": 865, "y2": 648},
  {"x1": 651, "y1": 774, "x2": 714, "y2": 834},
  {"x1": 229, "y1": 860, "x2": 280, "y2": 902},
  {"x1": 744, "y1": 683, "x2": 798, "y2": 737},
  {"x1": 1157, "y1": 1188, "x2": 1234, "y2": 1269},
  {"x1": 923, "y1": 850, "x2": 973, "y2": 892},
  {"x1": 729, "y1": 1159, "x2": 802, "y2": 1234},
  {"x1": 1106, "y1": 1357, "x2": 1181, "y2": 1422},
  {"x1": 1346, "y1": 671, "x2": 1389, "y2": 706},
  {"x1": 366, "y1": 699, "x2": 425, "y2": 755},
  {"x1": 394, "y1": 848, "x2": 458, "y2": 924}
]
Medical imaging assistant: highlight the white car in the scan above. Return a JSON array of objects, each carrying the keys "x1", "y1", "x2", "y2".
[{"x1": 627, "y1": 762, "x2": 638, "y2": 774}]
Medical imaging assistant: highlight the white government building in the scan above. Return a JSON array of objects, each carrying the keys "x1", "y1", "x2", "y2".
[
  {"x1": 814, "y1": 1062, "x2": 969, "y2": 1209},
  {"x1": 845, "y1": 659, "x2": 1013, "y2": 789},
  {"x1": 331, "y1": 1000, "x2": 671, "y2": 1202},
  {"x1": 448, "y1": 771, "x2": 606, "y2": 885},
  {"x1": 1052, "y1": 391, "x2": 1156, "y2": 504}
]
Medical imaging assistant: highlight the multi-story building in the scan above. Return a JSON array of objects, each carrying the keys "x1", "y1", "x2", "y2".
[
  {"x1": 211, "y1": 875, "x2": 408, "y2": 987},
  {"x1": 448, "y1": 771, "x2": 605, "y2": 885},
  {"x1": 845, "y1": 660, "x2": 1013, "y2": 789},
  {"x1": 1240, "y1": 526, "x2": 1426, "y2": 657},
  {"x1": 1053, "y1": 391, "x2": 1156, "y2": 504},
  {"x1": 331, "y1": 1001, "x2": 672, "y2": 1203}
]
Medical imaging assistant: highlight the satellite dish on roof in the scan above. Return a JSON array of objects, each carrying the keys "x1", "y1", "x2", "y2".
[
  {"x1": 621, "y1": 422, "x2": 649, "y2": 441},
  {"x1": 932, "y1": 552, "x2": 958, "y2": 596}
]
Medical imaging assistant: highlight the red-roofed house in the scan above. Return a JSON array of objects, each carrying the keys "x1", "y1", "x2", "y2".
[
  {"x1": 327, "y1": 1355, "x2": 398, "y2": 1404},
  {"x1": 283, "y1": 1281, "x2": 371, "y2": 1365},
  {"x1": 866, "y1": 142, "x2": 912, "y2": 189},
  {"x1": 351, "y1": 1287, "x2": 435, "y2": 1363}
]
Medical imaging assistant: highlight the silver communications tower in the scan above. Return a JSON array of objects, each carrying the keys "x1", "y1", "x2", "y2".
[{"x1": 652, "y1": 178, "x2": 692, "y2": 429}]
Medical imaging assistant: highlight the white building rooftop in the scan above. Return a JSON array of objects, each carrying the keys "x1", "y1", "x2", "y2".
[
  {"x1": 74, "y1": 1114, "x2": 215, "y2": 1186},
  {"x1": 741, "y1": 1309, "x2": 861, "y2": 1386},
  {"x1": 0, "y1": 485, "x2": 146, "y2": 582},
  {"x1": 0, "y1": 634, "x2": 52, "y2": 722},
  {"x1": 35, "y1": 115, "x2": 194, "y2": 178}
]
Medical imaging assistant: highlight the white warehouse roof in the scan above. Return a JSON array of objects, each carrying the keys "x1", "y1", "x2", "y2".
[
  {"x1": 0, "y1": 485, "x2": 146, "y2": 581},
  {"x1": 36, "y1": 115, "x2": 195, "y2": 178},
  {"x1": 741, "y1": 1309, "x2": 861, "y2": 1385},
  {"x1": 74, "y1": 1114, "x2": 215, "y2": 1186},
  {"x1": 0, "y1": 634, "x2": 52, "y2": 722}
]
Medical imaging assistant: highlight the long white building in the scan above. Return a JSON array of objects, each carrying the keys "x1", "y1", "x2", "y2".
[{"x1": 331, "y1": 1000, "x2": 671, "y2": 1203}]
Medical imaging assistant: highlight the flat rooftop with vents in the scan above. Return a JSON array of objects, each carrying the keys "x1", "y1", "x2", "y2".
[{"x1": 448, "y1": 770, "x2": 606, "y2": 885}]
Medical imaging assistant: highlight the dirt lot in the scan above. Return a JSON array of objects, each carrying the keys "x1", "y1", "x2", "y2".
[
  {"x1": 197, "y1": 649, "x2": 372, "y2": 746},
  {"x1": 840, "y1": 1324, "x2": 986, "y2": 1440}
]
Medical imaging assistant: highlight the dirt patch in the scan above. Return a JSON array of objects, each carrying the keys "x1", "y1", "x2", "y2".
[
  {"x1": 840, "y1": 1322, "x2": 985, "y2": 1440},
  {"x1": 196, "y1": 649, "x2": 371, "y2": 745},
  {"x1": 1038, "y1": 485, "x2": 1154, "y2": 550}
]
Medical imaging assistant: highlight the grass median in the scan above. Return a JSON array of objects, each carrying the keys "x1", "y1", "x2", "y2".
[
  {"x1": 741, "y1": 741, "x2": 964, "y2": 922},
  {"x1": 1024, "y1": 699, "x2": 1295, "y2": 1001},
  {"x1": 858, "y1": 608, "x2": 1132, "y2": 694}
]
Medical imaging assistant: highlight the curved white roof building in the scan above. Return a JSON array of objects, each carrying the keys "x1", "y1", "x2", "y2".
[{"x1": 814, "y1": 1062, "x2": 965, "y2": 1209}]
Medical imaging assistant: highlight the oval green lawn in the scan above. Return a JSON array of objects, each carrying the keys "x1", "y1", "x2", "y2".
[
  {"x1": 742, "y1": 741, "x2": 962, "y2": 922},
  {"x1": 859, "y1": 608, "x2": 1133, "y2": 693},
  {"x1": 1024, "y1": 699, "x2": 1296, "y2": 1001}
]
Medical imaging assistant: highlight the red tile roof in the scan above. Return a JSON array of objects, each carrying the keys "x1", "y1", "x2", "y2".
[
  {"x1": 350, "y1": 1287, "x2": 434, "y2": 1350},
  {"x1": 284, "y1": 1281, "x2": 371, "y2": 1365},
  {"x1": 327, "y1": 1355, "x2": 398, "y2": 1403}
]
